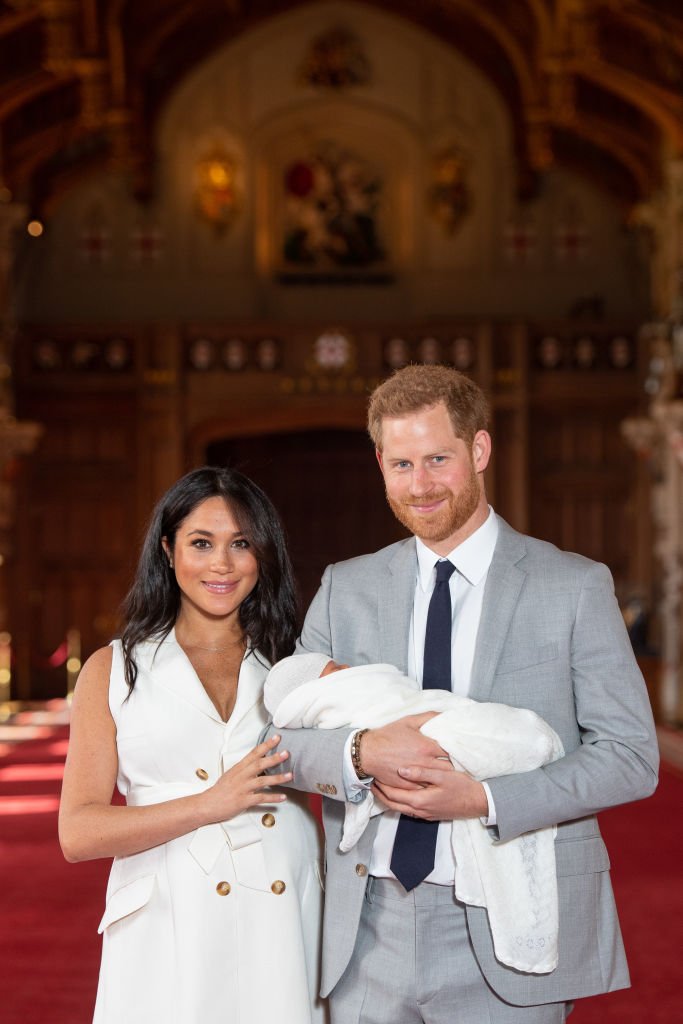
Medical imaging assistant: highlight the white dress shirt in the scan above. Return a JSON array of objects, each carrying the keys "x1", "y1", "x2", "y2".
[{"x1": 343, "y1": 508, "x2": 499, "y2": 885}]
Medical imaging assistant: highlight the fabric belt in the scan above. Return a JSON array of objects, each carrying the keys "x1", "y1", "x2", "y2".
[{"x1": 127, "y1": 782, "x2": 269, "y2": 887}]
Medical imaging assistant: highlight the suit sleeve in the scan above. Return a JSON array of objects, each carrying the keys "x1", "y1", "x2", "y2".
[
  {"x1": 263, "y1": 564, "x2": 354, "y2": 802},
  {"x1": 487, "y1": 561, "x2": 659, "y2": 841}
]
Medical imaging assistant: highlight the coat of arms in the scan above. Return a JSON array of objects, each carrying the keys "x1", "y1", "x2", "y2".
[{"x1": 282, "y1": 141, "x2": 386, "y2": 274}]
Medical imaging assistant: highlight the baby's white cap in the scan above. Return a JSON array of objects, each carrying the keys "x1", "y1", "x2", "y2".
[{"x1": 264, "y1": 653, "x2": 333, "y2": 714}]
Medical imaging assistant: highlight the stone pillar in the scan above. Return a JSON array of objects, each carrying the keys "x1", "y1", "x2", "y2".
[
  {"x1": 74, "y1": 58, "x2": 110, "y2": 129},
  {"x1": 623, "y1": 328, "x2": 683, "y2": 724},
  {"x1": 635, "y1": 158, "x2": 683, "y2": 321},
  {"x1": 621, "y1": 158, "x2": 683, "y2": 724}
]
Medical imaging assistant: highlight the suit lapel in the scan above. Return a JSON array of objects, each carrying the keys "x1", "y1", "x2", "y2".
[
  {"x1": 469, "y1": 517, "x2": 528, "y2": 701},
  {"x1": 225, "y1": 650, "x2": 268, "y2": 737},
  {"x1": 378, "y1": 539, "x2": 416, "y2": 673}
]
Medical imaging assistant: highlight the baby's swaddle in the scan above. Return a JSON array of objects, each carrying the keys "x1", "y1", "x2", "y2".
[{"x1": 265, "y1": 656, "x2": 564, "y2": 974}]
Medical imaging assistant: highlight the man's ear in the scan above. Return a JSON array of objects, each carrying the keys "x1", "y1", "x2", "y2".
[
  {"x1": 375, "y1": 448, "x2": 384, "y2": 473},
  {"x1": 472, "y1": 430, "x2": 492, "y2": 473}
]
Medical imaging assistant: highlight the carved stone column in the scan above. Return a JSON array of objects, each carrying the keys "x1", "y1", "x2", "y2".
[
  {"x1": 74, "y1": 58, "x2": 110, "y2": 129},
  {"x1": 634, "y1": 158, "x2": 683, "y2": 320},
  {"x1": 623, "y1": 328, "x2": 683, "y2": 723},
  {"x1": 622, "y1": 156, "x2": 683, "y2": 724}
]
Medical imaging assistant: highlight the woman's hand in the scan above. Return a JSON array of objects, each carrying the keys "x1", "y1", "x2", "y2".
[{"x1": 200, "y1": 735, "x2": 292, "y2": 824}]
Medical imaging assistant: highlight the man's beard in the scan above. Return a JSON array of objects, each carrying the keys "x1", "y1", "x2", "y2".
[{"x1": 386, "y1": 464, "x2": 481, "y2": 544}]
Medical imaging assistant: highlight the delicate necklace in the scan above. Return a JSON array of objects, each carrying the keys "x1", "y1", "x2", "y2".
[
  {"x1": 188, "y1": 644, "x2": 231, "y2": 653},
  {"x1": 181, "y1": 638, "x2": 246, "y2": 654}
]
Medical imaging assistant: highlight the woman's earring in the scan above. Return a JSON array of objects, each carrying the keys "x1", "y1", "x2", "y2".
[{"x1": 168, "y1": 558, "x2": 174, "y2": 569}]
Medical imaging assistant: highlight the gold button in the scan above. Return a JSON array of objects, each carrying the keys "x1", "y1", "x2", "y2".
[
  {"x1": 355, "y1": 864, "x2": 367, "y2": 877},
  {"x1": 271, "y1": 880, "x2": 286, "y2": 895},
  {"x1": 261, "y1": 813, "x2": 275, "y2": 828},
  {"x1": 216, "y1": 881, "x2": 231, "y2": 896},
  {"x1": 196, "y1": 768, "x2": 209, "y2": 781}
]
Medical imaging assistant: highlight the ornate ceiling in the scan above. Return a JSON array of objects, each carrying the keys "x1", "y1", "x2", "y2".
[{"x1": 0, "y1": 0, "x2": 681, "y2": 213}]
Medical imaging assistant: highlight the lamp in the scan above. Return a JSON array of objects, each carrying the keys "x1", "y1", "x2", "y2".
[{"x1": 194, "y1": 149, "x2": 239, "y2": 233}]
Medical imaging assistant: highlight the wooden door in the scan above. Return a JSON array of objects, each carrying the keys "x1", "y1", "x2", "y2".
[{"x1": 528, "y1": 401, "x2": 637, "y2": 587}]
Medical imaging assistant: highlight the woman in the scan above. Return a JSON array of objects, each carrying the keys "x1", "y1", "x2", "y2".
[{"x1": 59, "y1": 467, "x2": 326, "y2": 1024}]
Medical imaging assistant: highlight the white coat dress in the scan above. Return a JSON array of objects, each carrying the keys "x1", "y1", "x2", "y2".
[{"x1": 93, "y1": 632, "x2": 326, "y2": 1024}]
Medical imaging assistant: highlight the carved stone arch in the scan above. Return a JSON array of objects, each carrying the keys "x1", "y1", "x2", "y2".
[
  {"x1": 566, "y1": 120, "x2": 656, "y2": 199},
  {"x1": 251, "y1": 97, "x2": 422, "y2": 276},
  {"x1": 158, "y1": 5, "x2": 512, "y2": 280},
  {"x1": 132, "y1": 0, "x2": 205, "y2": 71},
  {"x1": 522, "y1": 0, "x2": 554, "y2": 53},
  {"x1": 456, "y1": 0, "x2": 541, "y2": 109},
  {"x1": 187, "y1": 405, "x2": 368, "y2": 467},
  {"x1": 577, "y1": 64, "x2": 683, "y2": 153}
]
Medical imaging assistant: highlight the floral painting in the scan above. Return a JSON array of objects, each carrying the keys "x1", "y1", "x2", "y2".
[{"x1": 282, "y1": 141, "x2": 386, "y2": 275}]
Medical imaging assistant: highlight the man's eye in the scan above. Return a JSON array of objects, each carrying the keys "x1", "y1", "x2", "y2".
[{"x1": 431, "y1": 456, "x2": 446, "y2": 464}]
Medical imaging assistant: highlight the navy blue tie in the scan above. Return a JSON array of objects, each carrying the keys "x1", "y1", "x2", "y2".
[{"x1": 390, "y1": 559, "x2": 456, "y2": 891}]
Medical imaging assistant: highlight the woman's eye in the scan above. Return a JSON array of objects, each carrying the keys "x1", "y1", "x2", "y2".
[
  {"x1": 191, "y1": 539, "x2": 211, "y2": 549},
  {"x1": 232, "y1": 538, "x2": 250, "y2": 549}
]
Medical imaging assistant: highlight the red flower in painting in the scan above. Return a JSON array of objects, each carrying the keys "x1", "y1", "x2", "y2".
[{"x1": 285, "y1": 162, "x2": 315, "y2": 197}]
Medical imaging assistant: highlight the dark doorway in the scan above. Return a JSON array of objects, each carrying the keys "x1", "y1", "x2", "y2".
[{"x1": 207, "y1": 429, "x2": 408, "y2": 619}]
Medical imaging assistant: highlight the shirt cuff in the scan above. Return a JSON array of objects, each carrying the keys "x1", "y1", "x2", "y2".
[
  {"x1": 342, "y1": 731, "x2": 374, "y2": 803},
  {"x1": 480, "y1": 781, "x2": 497, "y2": 826}
]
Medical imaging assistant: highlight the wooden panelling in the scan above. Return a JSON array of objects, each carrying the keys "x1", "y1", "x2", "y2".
[{"x1": 10, "y1": 321, "x2": 648, "y2": 699}]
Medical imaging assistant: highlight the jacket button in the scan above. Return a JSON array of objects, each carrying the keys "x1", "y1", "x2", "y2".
[
  {"x1": 196, "y1": 768, "x2": 209, "y2": 780},
  {"x1": 271, "y1": 880, "x2": 286, "y2": 895},
  {"x1": 261, "y1": 813, "x2": 275, "y2": 828},
  {"x1": 216, "y1": 881, "x2": 231, "y2": 896},
  {"x1": 355, "y1": 864, "x2": 367, "y2": 877}
]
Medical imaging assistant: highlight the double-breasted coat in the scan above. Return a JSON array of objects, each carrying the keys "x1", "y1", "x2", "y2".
[{"x1": 94, "y1": 633, "x2": 326, "y2": 1024}]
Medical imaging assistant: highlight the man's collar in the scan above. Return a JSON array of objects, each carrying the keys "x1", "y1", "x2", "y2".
[{"x1": 415, "y1": 508, "x2": 499, "y2": 589}]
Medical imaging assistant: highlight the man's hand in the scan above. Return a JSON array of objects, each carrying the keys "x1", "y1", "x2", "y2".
[
  {"x1": 373, "y1": 764, "x2": 489, "y2": 820},
  {"x1": 360, "y1": 713, "x2": 443, "y2": 789}
]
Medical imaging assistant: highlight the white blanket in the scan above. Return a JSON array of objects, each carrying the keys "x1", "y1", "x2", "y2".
[{"x1": 265, "y1": 660, "x2": 564, "y2": 974}]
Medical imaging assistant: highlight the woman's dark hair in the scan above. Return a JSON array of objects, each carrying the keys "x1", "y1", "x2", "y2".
[{"x1": 120, "y1": 466, "x2": 298, "y2": 692}]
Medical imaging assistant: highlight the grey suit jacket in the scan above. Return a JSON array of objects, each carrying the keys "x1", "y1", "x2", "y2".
[{"x1": 270, "y1": 516, "x2": 659, "y2": 1004}]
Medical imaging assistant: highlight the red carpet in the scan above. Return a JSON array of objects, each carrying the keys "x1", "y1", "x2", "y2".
[{"x1": 1, "y1": 725, "x2": 681, "y2": 1023}]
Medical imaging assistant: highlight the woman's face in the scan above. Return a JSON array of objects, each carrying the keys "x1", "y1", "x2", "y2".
[{"x1": 163, "y1": 496, "x2": 259, "y2": 620}]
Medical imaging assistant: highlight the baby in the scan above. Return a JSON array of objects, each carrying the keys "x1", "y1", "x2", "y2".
[{"x1": 264, "y1": 653, "x2": 564, "y2": 976}]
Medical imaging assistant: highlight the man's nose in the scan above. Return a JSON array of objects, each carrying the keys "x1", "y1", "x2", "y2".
[{"x1": 410, "y1": 465, "x2": 432, "y2": 494}]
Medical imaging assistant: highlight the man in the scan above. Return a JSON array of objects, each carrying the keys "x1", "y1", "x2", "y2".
[{"x1": 270, "y1": 365, "x2": 658, "y2": 1023}]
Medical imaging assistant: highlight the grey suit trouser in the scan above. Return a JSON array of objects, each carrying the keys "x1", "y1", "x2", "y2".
[{"x1": 330, "y1": 878, "x2": 571, "y2": 1024}]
